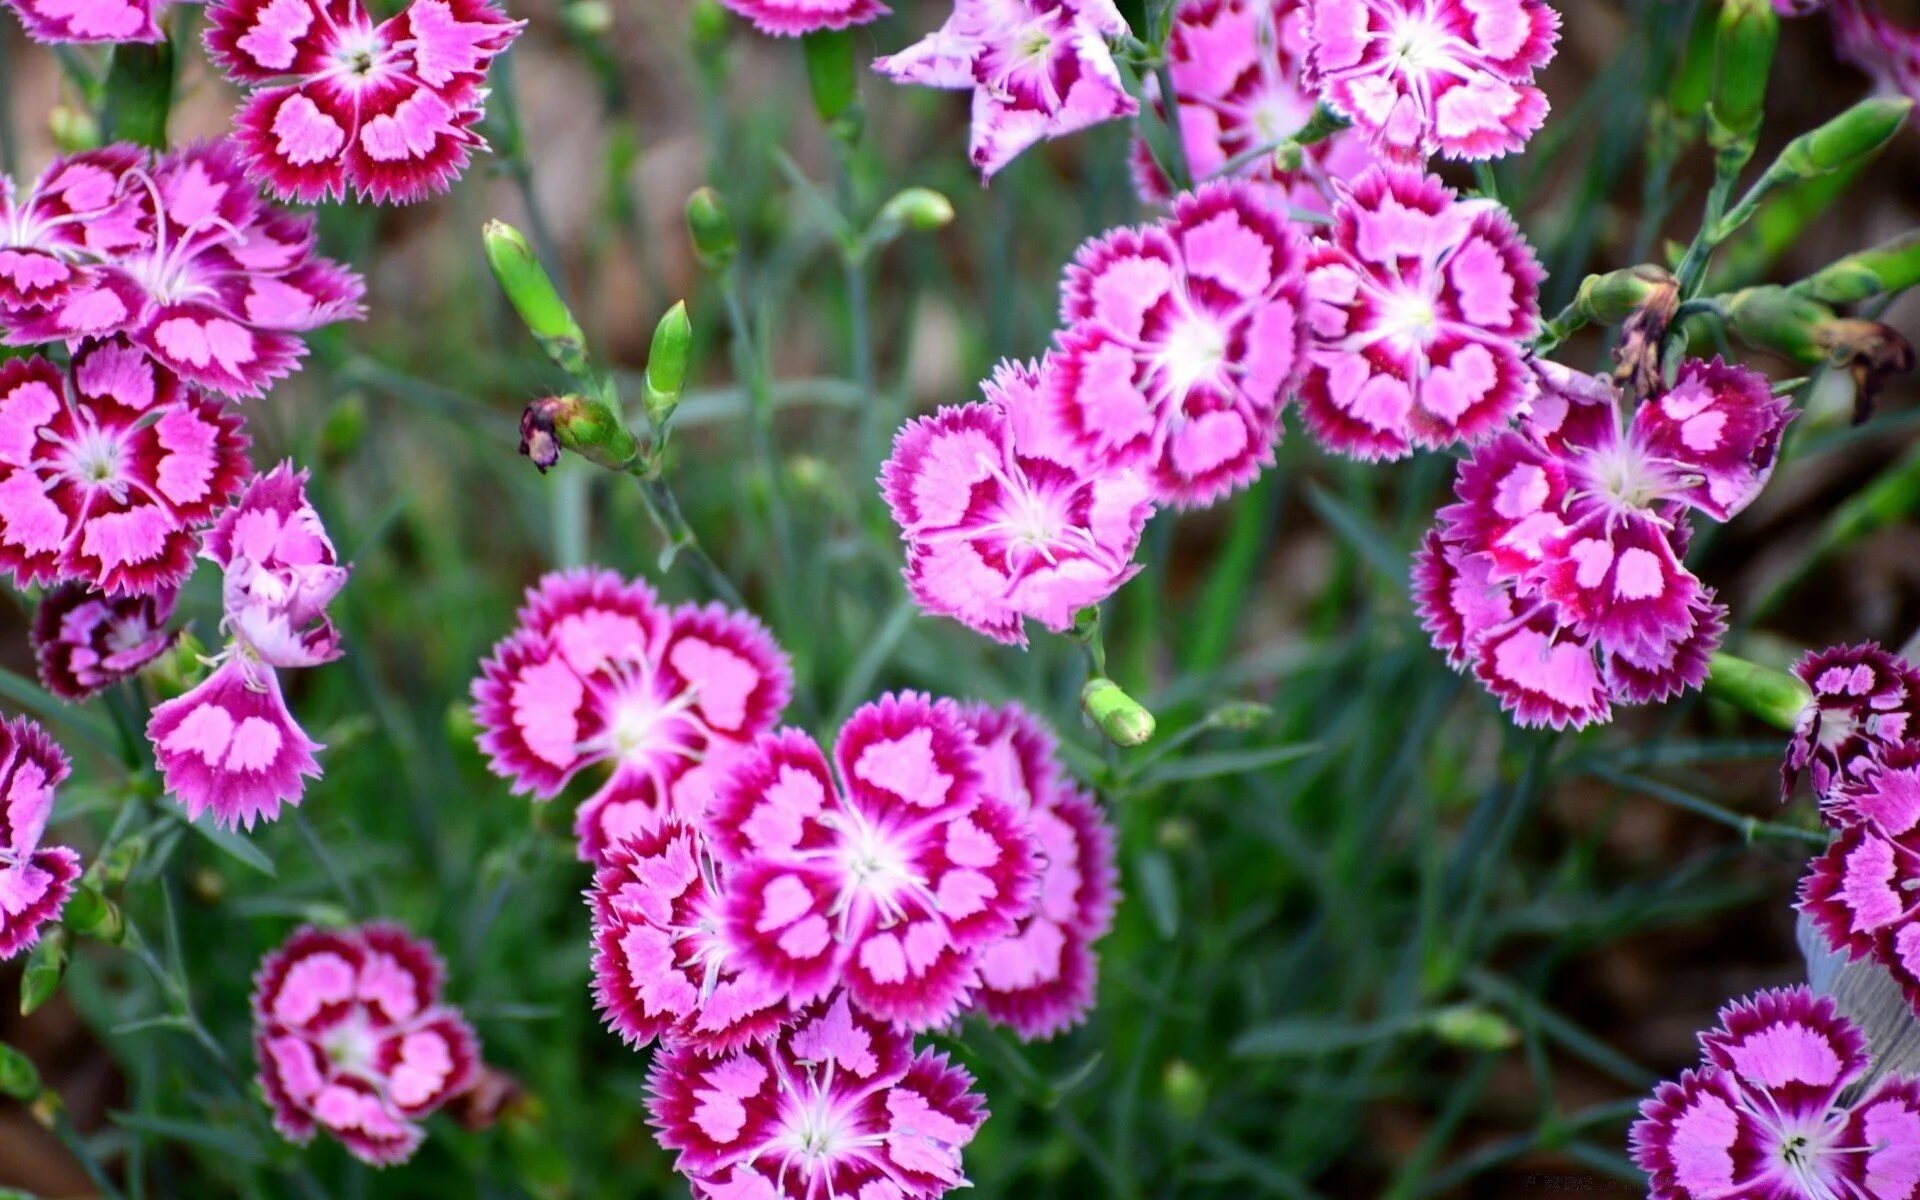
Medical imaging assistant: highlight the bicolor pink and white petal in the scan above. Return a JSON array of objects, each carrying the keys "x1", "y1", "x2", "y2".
[
  {"x1": 33, "y1": 582, "x2": 179, "y2": 701},
  {"x1": 1630, "y1": 986, "x2": 1920, "y2": 1200},
  {"x1": 1303, "y1": 0, "x2": 1560, "y2": 162},
  {"x1": 1297, "y1": 167, "x2": 1542, "y2": 461},
  {"x1": 646, "y1": 992, "x2": 986, "y2": 1200},
  {"x1": 1831, "y1": 0, "x2": 1920, "y2": 113},
  {"x1": 1784, "y1": 643, "x2": 1920, "y2": 804},
  {"x1": 3, "y1": 140, "x2": 365, "y2": 398},
  {"x1": 1799, "y1": 744, "x2": 1920, "y2": 1020},
  {"x1": 146, "y1": 463, "x2": 346, "y2": 830},
  {"x1": 470, "y1": 568, "x2": 793, "y2": 862},
  {"x1": 875, "y1": 0, "x2": 1138, "y2": 180},
  {"x1": 706, "y1": 693, "x2": 1040, "y2": 1031},
  {"x1": 1134, "y1": 0, "x2": 1372, "y2": 215},
  {"x1": 0, "y1": 717, "x2": 81, "y2": 962},
  {"x1": 251, "y1": 924, "x2": 479, "y2": 1167},
  {"x1": 0, "y1": 341, "x2": 249, "y2": 597},
  {"x1": 716, "y1": 0, "x2": 888, "y2": 36},
  {"x1": 0, "y1": 148, "x2": 149, "y2": 313},
  {"x1": 1416, "y1": 358, "x2": 1791, "y2": 729},
  {"x1": 1047, "y1": 181, "x2": 1311, "y2": 506},
  {"x1": 962, "y1": 703, "x2": 1118, "y2": 1040},
  {"x1": 882, "y1": 360, "x2": 1153, "y2": 645},
  {"x1": 2, "y1": 0, "x2": 182, "y2": 42},
  {"x1": 204, "y1": 0, "x2": 525, "y2": 204}
]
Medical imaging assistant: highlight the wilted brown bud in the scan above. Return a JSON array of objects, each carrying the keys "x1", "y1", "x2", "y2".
[
  {"x1": 447, "y1": 1064, "x2": 528, "y2": 1131},
  {"x1": 1816, "y1": 319, "x2": 1916, "y2": 424},
  {"x1": 519, "y1": 401, "x2": 564, "y2": 473},
  {"x1": 1611, "y1": 272, "x2": 1681, "y2": 399}
]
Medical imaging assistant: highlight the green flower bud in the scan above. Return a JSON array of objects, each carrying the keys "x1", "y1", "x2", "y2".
[
  {"x1": 97, "y1": 836, "x2": 147, "y2": 889},
  {"x1": 447, "y1": 698, "x2": 480, "y2": 747},
  {"x1": 1208, "y1": 701, "x2": 1273, "y2": 731},
  {"x1": 1574, "y1": 265, "x2": 1678, "y2": 326},
  {"x1": 1706, "y1": 652, "x2": 1813, "y2": 732},
  {"x1": 561, "y1": 0, "x2": 611, "y2": 37},
  {"x1": 1665, "y1": 1, "x2": 1719, "y2": 126},
  {"x1": 63, "y1": 886, "x2": 124, "y2": 945},
  {"x1": 1708, "y1": 0, "x2": 1778, "y2": 163},
  {"x1": 1161, "y1": 1059, "x2": 1208, "y2": 1122},
  {"x1": 1292, "y1": 102, "x2": 1352, "y2": 147},
  {"x1": 1081, "y1": 678, "x2": 1156, "y2": 748},
  {"x1": 1723, "y1": 285, "x2": 1832, "y2": 364},
  {"x1": 1774, "y1": 97, "x2": 1912, "y2": 182},
  {"x1": 0, "y1": 1043, "x2": 42, "y2": 1101},
  {"x1": 1429, "y1": 1004, "x2": 1520, "y2": 1053},
  {"x1": 1271, "y1": 140, "x2": 1305, "y2": 173},
  {"x1": 520, "y1": 394, "x2": 641, "y2": 474},
  {"x1": 643, "y1": 302, "x2": 693, "y2": 432},
  {"x1": 1797, "y1": 232, "x2": 1920, "y2": 306},
  {"x1": 19, "y1": 927, "x2": 68, "y2": 1017},
  {"x1": 48, "y1": 105, "x2": 101, "y2": 155},
  {"x1": 319, "y1": 393, "x2": 367, "y2": 462},
  {"x1": 879, "y1": 188, "x2": 955, "y2": 234},
  {"x1": 690, "y1": 0, "x2": 730, "y2": 54},
  {"x1": 803, "y1": 29, "x2": 860, "y2": 127},
  {"x1": 686, "y1": 188, "x2": 739, "y2": 269},
  {"x1": 483, "y1": 220, "x2": 590, "y2": 378}
]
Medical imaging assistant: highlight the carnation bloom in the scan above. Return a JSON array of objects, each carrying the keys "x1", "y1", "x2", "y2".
[
  {"x1": 252, "y1": 923, "x2": 480, "y2": 1167},
  {"x1": 962, "y1": 703, "x2": 1118, "y2": 1040},
  {"x1": 33, "y1": 582, "x2": 179, "y2": 701},
  {"x1": 204, "y1": 0, "x2": 525, "y2": 205},
  {"x1": 470, "y1": 568, "x2": 792, "y2": 862},
  {"x1": 1831, "y1": 0, "x2": 1920, "y2": 110},
  {"x1": 1296, "y1": 167, "x2": 1542, "y2": 461},
  {"x1": 1629, "y1": 986, "x2": 1920, "y2": 1200},
  {"x1": 1, "y1": 0, "x2": 184, "y2": 42},
  {"x1": 0, "y1": 340, "x2": 249, "y2": 596},
  {"x1": 874, "y1": 0, "x2": 1138, "y2": 180},
  {"x1": 0, "y1": 148, "x2": 149, "y2": 313},
  {"x1": 1801, "y1": 744, "x2": 1920, "y2": 1017},
  {"x1": 1784, "y1": 643, "x2": 1920, "y2": 803},
  {"x1": 1416, "y1": 358, "x2": 1791, "y2": 729},
  {"x1": 715, "y1": 0, "x2": 889, "y2": 37},
  {"x1": 1133, "y1": 0, "x2": 1372, "y2": 215},
  {"x1": 705, "y1": 692, "x2": 1039, "y2": 1030},
  {"x1": 588, "y1": 822, "x2": 790, "y2": 1054},
  {"x1": 0, "y1": 717, "x2": 81, "y2": 961},
  {"x1": 1046, "y1": 181, "x2": 1310, "y2": 506},
  {"x1": 1302, "y1": 0, "x2": 1560, "y2": 162},
  {"x1": 3, "y1": 140, "x2": 365, "y2": 398},
  {"x1": 147, "y1": 463, "x2": 347, "y2": 830},
  {"x1": 646, "y1": 992, "x2": 987, "y2": 1200},
  {"x1": 881, "y1": 359, "x2": 1153, "y2": 646}
]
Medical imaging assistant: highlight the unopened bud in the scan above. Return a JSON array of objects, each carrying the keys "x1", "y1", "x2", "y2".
[
  {"x1": 1429, "y1": 1004, "x2": 1520, "y2": 1053},
  {"x1": 520, "y1": 394, "x2": 640, "y2": 474},
  {"x1": 1665, "y1": 1, "x2": 1718, "y2": 127},
  {"x1": 690, "y1": 0, "x2": 729, "y2": 54},
  {"x1": 1797, "y1": 232, "x2": 1920, "y2": 306},
  {"x1": 1161, "y1": 1059, "x2": 1208, "y2": 1122},
  {"x1": 686, "y1": 188, "x2": 738, "y2": 269},
  {"x1": 1082, "y1": 678, "x2": 1156, "y2": 748},
  {"x1": 63, "y1": 887, "x2": 123, "y2": 944},
  {"x1": 1291, "y1": 102, "x2": 1351, "y2": 147},
  {"x1": 878, "y1": 188, "x2": 954, "y2": 234},
  {"x1": 1706, "y1": 652, "x2": 1813, "y2": 732},
  {"x1": 1271, "y1": 141, "x2": 1304, "y2": 173},
  {"x1": 1772, "y1": 96, "x2": 1911, "y2": 184},
  {"x1": 48, "y1": 105, "x2": 100, "y2": 154},
  {"x1": 1208, "y1": 701, "x2": 1273, "y2": 731},
  {"x1": 319, "y1": 393, "x2": 366, "y2": 462},
  {"x1": 1708, "y1": 0, "x2": 1778, "y2": 165},
  {"x1": 643, "y1": 302, "x2": 692, "y2": 431},
  {"x1": 19, "y1": 928, "x2": 68, "y2": 1017},
  {"x1": 561, "y1": 0, "x2": 611, "y2": 37},
  {"x1": 97, "y1": 836, "x2": 147, "y2": 889},
  {"x1": 1724, "y1": 285, "x2": 1832, "y2": 364},
  {"x1": 483, "y1": 221, "x2": 590, "y2": 378},
  {"x1": 0, "y1": 1043, "x2": 42, "y2": 1101},
  {"x1": 1575, "y1": 265, "x2": 1677, "y2": 326},
  {"x1": 803, "y1": 29, "x2": 860, "y2": 128},
  {"x1": 146, "y1": 629, "x2": 208, "y2": 698},
  {"x1": 189, "y1": 867, "x2": 225, "y2": 905}
]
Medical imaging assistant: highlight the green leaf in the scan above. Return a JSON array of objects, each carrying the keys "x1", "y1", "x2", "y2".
[
  {"x1": 1230, "y1": 1014, "x2": 1421, "y2": 1059},
  {"x1": 181, "y1": 816, "x2": 276, "y2": 877},
  {"x1": 1302, "y1": 485, "x2": 1409, "y2": 585},
  {"x1": 111, "y1": 1112, "x2": 267, "y2": 1165},
  {"x1": 1141, "y1": 742, "x2": 1320, "y2": 786},
  {"x1": 1132, "y1": 851, "x2": 1179, "y2": 940}
]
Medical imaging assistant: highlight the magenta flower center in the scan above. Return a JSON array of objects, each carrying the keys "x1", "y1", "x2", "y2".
[
  {"x1": 1380, "y1": 285, "x2": 1440, "y2": 348},
  {"x1": 1388, "y1": 13, "x2": 1458, "y2": 71},
  {"x1": 590, "y1": 657, "x2": 708, "y2": 768}
]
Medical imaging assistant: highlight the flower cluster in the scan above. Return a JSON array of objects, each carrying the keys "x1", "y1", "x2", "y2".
[
  {"x1": 1132, "y1": 0, "x2": 1372, "y2": 215},
  {"x1": 876, "y1": 0, "x2": 1139, "y2": 180},
  {"x1": 471, "y1": 568, "x2": 793, "y2": 862},
  {"x1": 575, "y1": 683, "x2": 1120, "y2": 1196},
  {"x1": 1302, "y1": 0, "x2": 1561, "y2": 163},
  {"x1": 1416, "y1": 358, "x2": 1793, "y2": 728},
  {"x1": 147, "y1": 463, "x2": 350, "y2": 830},
  {"x1": 1630, "y1": 986, "x2": 1920, "y2": 1200},
  {"x1": 204, "y1": 0, "x2": 525, "y2": 205},
  {"x1": 251, "y1": 924, "x2": 480, "y2": 1166},
  {"x1": 0, "y1": 716, "x2": 82, "y2": 961}
]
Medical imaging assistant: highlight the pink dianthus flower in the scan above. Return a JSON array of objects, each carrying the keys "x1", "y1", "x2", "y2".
[
  {"x1": 1800, "y1": 744, "x2": 1920, "y2": 1019},
  {"x1": 1831, "y1": 1, "x2": 1920, "y2": 111},
  {"x1": 1629, "y1": 986, "x2": 1920, "y2": 1200},
  {"x1": 1133, "y1": 0, "x2": 1372, "y2": 216},
  {"x1": 204, "y1": 0, "x2": 524, "y2": 205},
  {"x1": 1, "y1": 0, "x2": 188, "y2": 42},
  {"x1": 962, "y1": 703, "x2": 1117, "y2": 1040},
  {"x1": 33, "y1": 582, "x2": 180, "y2": 701},
  {"x1": 1046, "y1": 180, "x2": 1311, "y2": 507},
  {"x1": 1416, "y1": 358, "x2": 1791, "y2": 729},
  {"x1": 3, "y1": 140, "x2": 365, "y2": 399},
  {"x1": 1297, "y1": 166, "x2": 1542, "y2": 461},
  {"x1": 646, "y1": 992, "x2": 987, "y2": 1200},
  {"x1": 0, "y1": 340, "x2": 249, "y2": 597},
  {"x1": 875, "y1": 0, "x2": 1138, "y2": 180},
  {"x1": 1303, "y1": 0, "x2": 1560, "y2": 162},
  {"x1": 146, "y1": 462, "x2": 348, "y2": 830},
  {"x1": 1784, "y1": 643, "x2": 1920, "y2": 804},
  {"x1": 0, "y1": 716, "x2": 81, "y2": 962},
  {"x1": 704, "y1": 692, "x2": 1040, "y2": 1031},
  {"x1": 715, "y1": 0, "x2": 888, "y2": 37},
  {"x1": 881, "y1": 358, "x2": 1153, "y2": 646},
  {"x1": 251, "y1": 923, "x2": 480, "y2": 1167},
  {"x1": 0, "y1": 148, "x2": 148, "y2": 314},
  {"x1": 469, "y1": 568, "x2": 793, "y2": 862}
]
